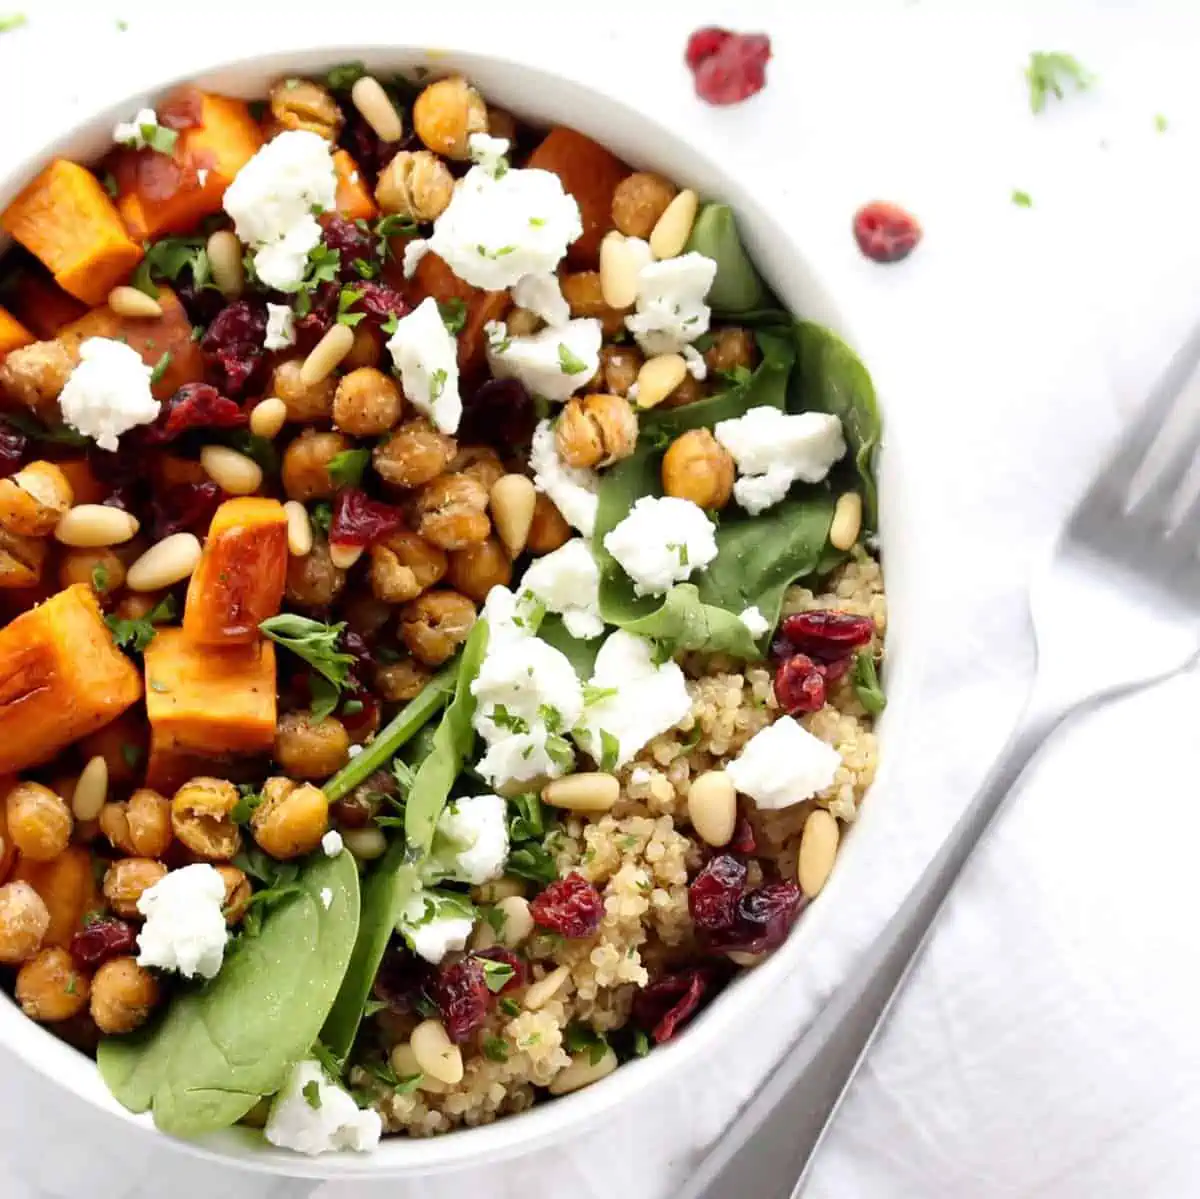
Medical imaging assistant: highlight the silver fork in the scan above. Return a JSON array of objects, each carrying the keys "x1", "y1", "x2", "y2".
[{"x1": 678, "y1": 321, "x2": 1200, "y2": 1199}]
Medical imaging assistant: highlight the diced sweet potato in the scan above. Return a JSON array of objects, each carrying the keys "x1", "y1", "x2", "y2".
[
  {"x1": 152, "y1": 453, "x2": 209, "y2": 491},
  {"x1": 0, "y1": 584, "x2": 143, "y2": 772},
  {"x1": 57, "y1": 285, "x2": 203, "y2": 400},
  {"x1": 407, "y1": 251, "x2": 511, "y2": 378},
  {"x1": 116, "y1": 90, "x2": 263, "y2": 240},
  {"x1": 527, "y1": 127, "x2": 629, "y2": 268},
  {"x1": 333, "y1": 150, "x2": 378, "y2": 223},
  {"x1": 183, "y1": 498, "x2": 288, "y2": 645},
  {"x1": 54, "y1": 458, "x2": 107, "y2": 506},
  {"x1": 1, "y1": 160, "x2": 144, "y2": 305},
  {"x1": 0, "y1": 307, "x2": 34, "y2": 360},
  {"x1": 12, "y1": 846, "x2": 99, "y2": 947},
  {"x1": 0, "y1": 778, "x2": 16, "y2": 883},
  {"x1": 8, "y1": 271, "x2": 88, "y2": 339}
]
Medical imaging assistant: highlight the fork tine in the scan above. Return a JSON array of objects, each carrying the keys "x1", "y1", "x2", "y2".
[{"x1": 1127, "y1": 402, "x2": 1200, "y2": 525}]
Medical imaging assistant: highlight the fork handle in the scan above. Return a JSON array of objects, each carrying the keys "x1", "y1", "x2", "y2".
[{"x1": 676, "y1": 697, "x2": 1067, "y2": 1199}]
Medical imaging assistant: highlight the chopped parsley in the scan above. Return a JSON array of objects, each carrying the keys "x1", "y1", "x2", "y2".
[
  {"x1": 632, "y1": 1028, "x2": 650, "y2": 1057},
  {"x1": 335, "y1": 286, "x2": 367, "y2": 327},
  {"x1": 479, "y1": 958, "x2": 515, "y2": 992},
  {"x1": 230, "y1": 785, "x2": 264, "y2": 825},
  {"x1": 259, "y1": 614, "x2": 356, "y2": 691},
  {"x1": 1155, "y1": 113, "x2": 1168, "y2": 133},
  {"x1": 302, "y1": 1079, "x2": 323, "y2": 1110},
  {"x1": 483, "y1": 1036, "x2": 509, "y2": 1062},
  {"x1": 545, "y1": 733, "x2": 575, "y2": 773},
  {"x1": 557, "y1": 343, "x2": 588, "y2": 375},
  {"x1": 1011, "y1": 189, "x2": 1033, "y2": 208},
  {"x1": 342, "y1": 698, "x2": 364, "y2": 717},
  {"x1": 582, "y1": 683, "x2": 617, "y2": 706},
  {"x1": 138, "y1": 123, "x2": 179, "y2": 156},
  {"x1": 105, "y1": 594, "x2": 176, "y2": 653},
  {"x1": 598, "y1": 728, "x2": 620, "y2": 773},
  {"x1": 309, "y1": 673, "x2": 341, "y2": 722},
  {"x1": 716, "y1": 363, "x2": 753, "y2": 388},
  {"x1": 326, "y1": 61, "x2": 367, "y2": 91},
  {"x1": 851, "y1": 652, "x2": 886, "y2": 716},
  {"x1": 292, "y1": 245, "x2": 341, "y2": 315},
  {"x1": 491, "y1": 704, "x2": 530, "y2": 735},
  {"x1": 309, "y1": 501, "x2": 333, "y2": 537},
  {"x1": 149, "y1": 351, "x2": 172, "y2": 387},
  {"x1": 1025, "y1": 51, "x2": 1092, "y2": 114},
  {"x1": 564, "y1": 1022, "x2": 610, "y2": 1065},
  {"x1": 130, "y1": 235, "x2": 211, "y2": 299},
  {"x1": 483, "y1": 905, "x2": 507, "y2": 935},
  {"x1": 101, "y1": 171, "x2": 119, "y2": 199},
  {"x1": 0, "y1": 14, "x2": 26, "y2": 32},
  {"x1": 499, "y1": 997, "x2": 521, "y2": 1018},
  {"x1": 327, "y1": 447, "x2": 371, "y2": 487},
  {"x1": 429, "y1": 368, "x2": 448, "y2": 403},
  {"x1": 374, "y1": 213, "x2": 417, "y2": 259},
  {"x1": 90, "y1": 562, "x2": 110, "y2": 592},
  {"x1": 438, "y1": 298, "x2": 467, "y2": 334},
  {"x1": 528, "y1": 216, "x2": 546, "y2": 227}
]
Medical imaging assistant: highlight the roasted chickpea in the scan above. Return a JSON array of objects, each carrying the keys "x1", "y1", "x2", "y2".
[
  {"x1": 412, "y1": 76, "x2": 488, "y2": 160},
  {"x1": 560, "y1": 272, "x2": 627, "y2": 336},
  {"x1": 16, "y1": 947, "x2": 89, "y2": 1022},
  {"x1": 555, "y1": 394, "x2": 638, "y2": 469},
  {"x1": 6, "y1": 782, "x2": 72, "y2": 861},
  {"x1": 0, "y1": 339, "x2": 75, "y2": 412},
  {"x1": 506, "y1": 307, "x2": 542, "y2": 337},
  {"x1": 344, "y1": 323, "x2": 383, "y2": 371},
  {"x1": 0, "y1": 461, "x2": 74, "y2": 536},
  {"x1": 0, "y1": 525, "x2": 46, "y2": 587},
  {"x1": 252, "y1": 777, "x2": 330, "y2": 859},
  {"x1": 286, "y1": 535, "x2": 347, "y2": 609},
  {"x1": 369, "y1": 529, "x2": 448, "y2": 604},
  {"x1": 611, "y1": 172, "x2": 678, "y2": 239},
  {"x1": 216, "y1": 864, "x2": 252, "y2": 925},
  {"x1": 342, "y1": 592, "x2": 394, "y2": 639},
  {"x1": 487, "y1": 106, "x2": 518, "y2": 142},
  {"x1": 333, "y1": 367, "x2": 403, "y2": 437},
  {"x1": 658, "y1": 371, "x2": 707, "y2": 410},
  {"x1": 451, "y1": 446, "x2": 506, "y2": 493},
  {"x1": 170, "y1": 777, "x2": 242, "y2": 861},
  {"x1": 274, "y1": 713, "x2": 351, "y2": 780},
  {"x1": 375, "y1": 149, "x2": 456, "y2": 221},
  {"x1": 113, "y1": 590, "x2": 162, "y2": 622},
  {"x1": 282, "y1": 429, "x2": 352, "y2": 502},
  {"x1": 526, "y1": 493, "x2": 571, "y2": 555},
  {"x1": 269, "y1": 76, "x2": 343, "y2": 138},
  {"x1": 0, "y1": 881, "x2": 50, "y2": 964},
  {"x1": 58, "y1": 547, "x2": 125, "y2": 596},
  {"x1": 399, "y1": 589, "x2": 477, "y2": 666},
  {"x1": 413, "y1": 473, "x2": 490, "y2": 550},
  {"x1": 79, "y1": 716, "x2": 148, "y2": 788},
  {"x1": 99, "y1": 788, "x2": 172, "y2": 859},
  {"x1": 374, "y1": 657, "x2": 433, "y2": 703},
  {"x1": 102, "y1": 858, "x2": 167, "y2": 919},
  {"x1": 595, "y1": 344, "x2": 643, "y2": 397},
  {"x1": 331, "y1": 769, "x2": 394, "y2": 828},
  {"x1": 447, "y1": 536, "x2": 512, "y2": 603},
  {"x1": 373, "y1": 418, "x2": 457, "y2": 490},
  {"x1": 90, "y1": 956, "x2": 160, "y2": 1034},
  {"x1": 704, "y1": 327, "x2": 759, "y2": 376},
  {"x1": 661, "y1": 429, "x2": 734, "y2": 509},
  {"x1": 270, "y1": 359, "x2": 337, "y2": 423}
]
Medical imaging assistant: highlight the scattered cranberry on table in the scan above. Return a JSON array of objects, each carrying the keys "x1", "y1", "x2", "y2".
[
  {"x1": 853, "y1": 201, "x2": 923, "y2": 263},
  {"x1": 685, "y1": 27, "x2": 772, "y2": 106}
]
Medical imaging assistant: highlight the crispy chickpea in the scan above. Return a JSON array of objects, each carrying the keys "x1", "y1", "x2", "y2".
[
  {"x1": 90, "y1": 956, "x2": 160, "y2": 1035},
  {"x1": 526, "y1": 493, "x2": 571, "y2": 555},
  {"x1": 451, "y1": 446, "x2": 506, "y2": 493},
  {"x1": 0, "y1": 881, "x2": 50, "y2": 964},
  {"x1": 269, "y1": 76, "x2": 343, "y2": 138},
  {"x1": 6, "y1": 782, "x2": 72, "y2": 861},
  {"x1": 447, "y1": 536, "x2": 512, "y2": 603},
  {"x1": 506, "y1": 307, "x2": 542, "y2": 337},
  {"x1": 414, "y1": 473, "x2": 490, "y2": 550},
  {"x1": 0, "y1": 339, "x2": 75, "y2": 411},
  {"x1": 333, "y1": 367, "x2": 403, "y2": 437},
  {"x1": 16, "y1": 947, "x2": 89, "y2": 1022},
  {"x1": 344, "y1": 323, "x2": 383, "y2": 371},
  {"x1": 704, "y1": 327, "x2": 759, "y2": 376},
  {"x1": 661, "y1": 429, "x2": 735, "y2": 509},
  {"x1": 79, "y1": 716, "x2": 148, "y2": 787},
  {"x1": 102, "y1": 858, "x2": 167, "y2": 919},
  {"x1": 412, "y1": 76, "x2": 488, "y2": 160},
  {"x1": 286, "y1": 535, "x2": 347, "y2": 609},
  {"x1": 216, "y1": 864, "x2": 252, "y2": 925},
  {"x1": 399, "y1": 590, "x2": 477, "y2": 666},
  {"x1": 282, "y1": 429, "x2": 352, "y2": 502},
  {"x1": 611, "y1": 172, "x2": 678, "y2": 239},
  {"x1": 99, "y1": 788, "x2": 173, "y2": 859},
  {"x1": 0, "y1": 461, "x2": 74, "y2": 536},
  {"x1": 251, "y1": 777, "x2": 330, "y2": 859},
  {"x1": 0, "y1": 525, "x2": 45, "y2": 587},
  {"x1": 487, "y1": 106, "x2": 518, "y2": 142},
  {"x1": 58, "y1": 547, "x2": 125, "y2": 596},
  {"x1": 369, "y1": 529, "x2": 447, "y2": 604},
  {"x1": 374, "y1": 657, "x2": 433, "y2": 703},
  {"x1": 342, "y1": 592, "x2": 394, "y2": 639},
  {"x1": 274, "y1": 713, "x2": 351, "y2": 780},
  {"x1": 375, "y1": 150, "x2": 456, "y2": 221},
  {"x1": 595, "y1": 344, "x2": 643, "y2": 397},
  {"x1": 170, "y1": 777, "x2": 242, "y2": 861},
  {"x1": 112, "y1": 590, "x2": 162, "y2": 622},
  {"x1": 270, "y1": 359, "x2": 337, "y2": 423},
  {"x1": 555, "y1": 394, "x2": 638, "y2": 469},
  {"x1": 373, "y1": 418, "x2": 457, "y2": 490},
  {"x1": 560, "y1": 272, "x2": 627, "y2": 336},
  {"x1": 658, "y1": 371, "x2": 707, "y2": 410}
]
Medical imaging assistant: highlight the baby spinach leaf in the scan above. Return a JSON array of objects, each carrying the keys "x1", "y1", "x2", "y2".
[
  {"x1": 97, "y1": 852, "x2": 359, "y2": 1137},
  {"x1": 537, "y1": 614, "x2": 601, "y2": 679},
  {"x1": 685, "y1": 202, "x2": 767, "y2": 314}
]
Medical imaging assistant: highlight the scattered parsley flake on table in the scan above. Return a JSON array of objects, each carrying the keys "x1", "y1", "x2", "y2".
[
  {"x1": 1155, "y1": 113, "x2": 1168, "y2": 133},
  {"x1": 0, "y1": 13, "x2": 25, "y2": 31},
  {"x1": 1011, "y1": 190, "x2": 1033, "y2": 208},
  {"x1": 1026, "y1": 51, "x2": 1093, "y2": 113}
]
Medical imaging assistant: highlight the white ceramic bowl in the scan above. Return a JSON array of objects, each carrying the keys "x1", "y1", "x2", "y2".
[{"x1": 0, "y1": 44, "x2": 916, "y2": 1180}]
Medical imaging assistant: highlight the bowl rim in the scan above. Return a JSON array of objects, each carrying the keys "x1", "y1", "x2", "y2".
[{"x1": 0, "y1": 41, "x2": 912, "y2": 1180}]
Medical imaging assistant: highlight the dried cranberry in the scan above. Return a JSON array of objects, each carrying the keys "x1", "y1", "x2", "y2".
[
  {"x1": 339, "y1": 111, "x2": 407, "y2": 184},
  {"x1": 340, "y1": 628, "x2": 377, "y2": 680},
  {"x1": 685, "y1": 27, "x2": 732, "y2": 69},
  {"x1": 329, "y1": 487, "x2": 404, "y2": 549},
  {"x1": 459, "y1": 378, "x2": 538, "y2": 449},
  {"x1": 147, "y1": 382, "x2": 246, "y2": 443},
  {"x1": 708, "y1": 881, "x2": 806, "y2": 955},
  {"x1": 775, "y1": 657, "x2": 827, "y2": 714},
  {"x1": 293, "y1": 281, "x2": 340, "y2": 341},
  {"x1": 472, "y1": 946, "x2": 527, "y2": 994},
  {"x1": 151, "y1": 480, "x2": 223, "y2": 538},
  {"x1": 354, "y1": 281, "x2": 409, "y2": 329},
  {"x1": 853, "y1": 202, "x2": 922, "y2": 264},
  {"x1": 433, "y1": 955, "x2": 491, "y2": 1043},
  {"x1": 321, "y1": 213, "x2": 376, "y2": 275},
  {"x1": 200, "y1": 300, "x2": 268, "y2": 398},
  {"x1": 157, "y1": 86, "x2": 205, "y2": 130},
  {"x1": 70, "y1": 918, "x2": 136, "y2": 968},
  {"x1": 730, "y1": 812, "x2": 757, "y2": 855},
  {"x1": 633, "y1": 969, "x2": 713, "y2": 1044},
  {"x1": 0, "y1": 422, "x2": 27, "y2": 478},
  {"x1": 372, "y1": 941, "x2": 434, "y2": 1014},
  {"x1": 530, "y1": 873, "x2": 604, "y2": 938},
  {"x1": 688, "y1": 854, "x2": 747, "y2": 932},
  {"x1": 687, "y1": 29, "x2": 772, "y2": 106},
  {"x1": 176, "y1": 275, "x2": 226, "y2": 327},
  {"x1": 780, "y1": 611, "x2": 875, "y2": 661}
]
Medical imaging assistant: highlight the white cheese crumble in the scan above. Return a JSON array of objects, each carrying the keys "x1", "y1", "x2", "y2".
[
  {"x1": 529, "y1": 418, "x2": 600, "y2": 536},
  {"x1": 426, "y1": 794, "x2": 509, "y2": 885},
  {"x1": 574, "y1": 631, "x2": 692, "y2": 769},
  {"x1": 726, "y1": 717, "x2": 842, "y2": 810},
  {"x1": 135, "y1": 863, "x2": 228, "y2": 980},
  {"x1": 347, "y1": 744, "x2": 363, "y2": 759},
  {"x1": 511, "y1": 271, "x2": 570, "y2": 328},
  {"x1": 396, "y1": 889, "x2": 476, "y2": 964},
  {"x1": 264, "y1": 302, "x2": 297, "y2": 350},
  {"x1": 625, "y1": 252, "x2": 717, "y2": 355},
  {"x1": 386, "y1": 296, "x2": 462, "y2": 435},
  {"x1": 223, "y1": 130, "x2": 337, "y2": 292},
  {"x1": 682, "y1": 344, "x2": 708, "y2": 380},
  {"x1": 487, "y1": 317, "x2": 601, "y2": 402},
  {"x1": 602, "y1": 496, "x2": 718, "y2": 597},
  {"x1": 740, "y1": 606, "x2": 770, "y2": 638},
  {"x1": 714, "y1": 407, "x2": 847, "y2": 515},
  {"x1": 629, "y1": 766, "x2": 652, "y2": 787},
  {"x1": 58, "y1": 337, "x2": 161, "y2": 453},
  {"x1": 265, "y1": 1059, "x2": 382, "y2": 1156},
  {"x1": 520, "y1": 537, "x2": 603, "y2": 639},
  {"x1": 467, "y1": 132, "x2": 511, "y2": 176},
  {"x1": 322, "y1": 830, "x2": 344, "y2": 857},
  {"x1": 112, "y1": 107, "x2": 169, "y2": 150}
]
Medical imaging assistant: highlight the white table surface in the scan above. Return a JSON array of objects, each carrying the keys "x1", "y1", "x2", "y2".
[{"x1": 4, "y1": 2, "x2": 1200, "y2": 1196}]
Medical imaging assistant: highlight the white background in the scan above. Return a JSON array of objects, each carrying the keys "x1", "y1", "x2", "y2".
[{"x1": 3, "y1": 2, "x2": 1200, "y2": 1196}]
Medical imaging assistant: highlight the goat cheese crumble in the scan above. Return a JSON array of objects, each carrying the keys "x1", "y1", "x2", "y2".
[
  {"x1": 426, "y1": 794, "x2": 510, "y2": 885},
  {"x1": 264, "y1": 302, "x2": 297, "y2": 350},
  {"x1": 487, "y1": 317, "x2": 601, "y2": 402},
  {"x1": 682, "y1": 344, "x2": 708, "y2": 380},
  {"x1": 529, "y1": 418, "x2": 600, "y2": 536},
  {"x1": 519, "y1": 537, "x2": 603, "y2": 639},
  {"x1": 739, "y1": 606, "x2": 770, "y2": 638},
  {"x1": 625, "y1": 252, "x2": 717, "y2": 355},
  {"x1": 726, "y1": 716, "x2": 842, "y2": 809},
  {"x1": 602, "y1": 496, "x2": 718, "y2": 597},
  {"x1": 396, "y1": 888, "x2": 477, "y2": 964},
  {"x1": 265, "y1": 1059, "x2": 382, "y2": 1156},
  {"x1": 467, "y1": 132, "x2": 510, "y2": 176},
  {"x1": 135, "y1": 863, "x2": 228, "y2": 980},
  {"x1": 511, "y1": 271, "x2": 570, "y2": 327},
  {"x1": 58, "y1": 337, "x2": 160, "y2": 453},
  {"x1": 112, "y1": 107, "x2": 170, "y2": 150},
  {"x1": 386, "y1": 297, "x2": 462, "y2": 434},
  {"x1": 322, "y1": 830, "x2": 344, "y2": 857}
]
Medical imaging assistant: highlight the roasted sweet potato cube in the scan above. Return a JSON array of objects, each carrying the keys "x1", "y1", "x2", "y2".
[
  {"x1": 0, "y1": 307, "x2": 34, "y2": 360},
  {"x1": 54, "y1": 458, "x2": 108, "y2": 506},
  {"x1": 333, "y1": 150, "x2": 378, "y2": 223},
  {"x1": 8, "y1": 271, "x2": 88, "y2": 339},
  {"x1": 12, "y1": 846, "x2": 99, "y2": 947}
]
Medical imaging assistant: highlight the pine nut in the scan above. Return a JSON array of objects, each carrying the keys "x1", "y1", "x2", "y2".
[
  {"x1": 107, "y1": 286, "x2": 162, "y2": 319},
  {"x1": 207, "y1": 230, "x2": 245, "y2": 300},
  {"x1": 542, "y1": 772, "x2": 619, "y2": 813},
  {"x1": 599, "y1": 231, "x2": 640, "y2": 309},
  {"x1": 284, "y1": 500, "x2": 312, "y2": 557},
  {"x1": 249, "y1": 397, "x2": 288, "y2": 440},
  {"x1": 126, "y1": 533, "x2": 202, "y2": 592},
  {"x1": 635, "y1": 354, "x2": 687, "y2": 409},
  {"x1": 55, "y1": 505, "x2": 139, "y2": 548},
  {"x1": 489, "y1": 474, "x2": 536, "y2": 557},
  {"x1": 797, "y1": 809, "x2": 840, "y2": 898},
  {"x1": 830, "y1": 492, "x2": 863, "y2": 551},
  {"x1": 351, "y1": 76, "x2": 403, "y2": 143},
  {"x1": 201, "y1": 445, "x2": 262, "y2": 496},
  {"x1": 72, "y1": 756, "x2": 108, "y2": 821},
  {"x1": 523, "y1": 964, "x2": 569, "y2": 1011},
  {"x1": 687, "y1": 770, "x2": 736, "y2": 847},
  {"x1": 409, "y1": 1019, "x2": 463, "y2": 1084},
  {"x1": 496, "y1": 895, "x2": 534, "y2": 947},
  {"x1": 548, "y1": 1046, "x2": 618, "y2": 1095},
  {"x1": 329, "y1": 542, "x2": 364, "y2": 570},
  {"x1": 726, "y1": 950, "x2": 764, "y2": 967},
  {"x1": 389, "y1": 1042, "x2": 447, "y2": 1093},
  {"x1": 342, "y1": 825, "x2": 386, "y2": 861},
  {"x1": 301, "y1": 324, "x2": 355, "y2": 386},
  {"x1": 649, "y1": 188, "x2": 699, "y2": 259},
  {"x1": 475, "y1": 876, "x2": 526, "y2": 903}
]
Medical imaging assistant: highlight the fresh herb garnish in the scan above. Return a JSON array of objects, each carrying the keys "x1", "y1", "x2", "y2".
[
  {"x1": 91, "y1": 562, "x2": 110, "y2": 592},
  {"x1": 632, "y1": 1028, "x2": 650, "y2": 1057},
  {"x1": 0, "y1": 14, "x2": 27, "y2": 32},
  {"x1": 130, "y1": 235, "x2": 211, "y2": 299},
  {"x1": 309, "y1": 673, "x2": 341, "y2": 722},
  {"x1": 149, "y1": 351, "x2": 172, "y2": 386},
  {"x1": 326, "y1": 61, "x2": 367, "y2": 91},
  {"x1": 716, "y1": 363, "x2": 753, "y2": 388},
  {"x1": 101, "y1": 171, "x2": 119, "y2": 199},
  {"x1": 230, "y1": 784, "x2": 264, "y2": 825},
  {"x1": 336, "y1": 286, "x2": 367, "y2": 327},
  {"x1": 1155, "y1": 113, "x2": 1168, "y2": 133},
  {"x1": 483, "y1": 1036, "x2": 509, "y2": 1062},
  {"x1": 499, "y1": 997, "x2": 521, "y2": 1018},
  {"x1": 478, "y1": 957, "x2": 515, "y2": 992},
  {"x1": 327, "y1": 447, "x2": 371, "y2": 488},
  {"x1": 292, "y1": 244, "x2": 341, "y2": 313},
  {"x1": 120, "y1": 743, "x2": 142, "y2": 771},
  {"x1": 302, "y1": 1079, "x2": 322, "y2": 1109},
  {"x1": 1026, "y1": 51, "x2": 1092, "y2": 113},
  {"x1": 851, "y1": 651, "x2": 886, "y2": 716},
  {"x1": 564, "y1": 1022, "x2": 610, "y2": 1065},
  {"x1": 311, "y1": 1040, "x2": 344, "y2": 1080},
  {"x1": 259, "y1": 614, "x2": 356, "y2": 690},
  {"x1": 0, "y1": 410, "x2": 89, "y2": 447},
  {"x1": 138, "y1": 122, "x2": 179, "y2": 156},
  {"x1": 557, "y1": 343, "x2": 588, "y2": 375},
  {"x1": 374, "y1": 213, "x2": 417, "y2": 259},
  {"x1": 310, "y1": 502, "x2": 333, "y2": 537},
  {"x1": 438, "y1": 298, "x2": 467, "y2": 334},
  {"x1": 582, "y1": 683, "x2": 617, "y2": 706},
  {"x1": 598, "y1": 728, "x2": 620, "y2": 772},
  {"x1": 342, "y1": 698, "x2": 364, "y2": 716},
  {"x1": 1011, "y1": 189, "x2": 1033, "y2": 208},
  {"x1": 105, "y1": 594, "x2": 176, "y2": 653},
  {"x1": 226, "y1": 431, "x2": 280, "y2": 476}
]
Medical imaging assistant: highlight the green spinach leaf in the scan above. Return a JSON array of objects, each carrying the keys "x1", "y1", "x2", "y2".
[
  {"x1": 685, "y1": 202, "x2": 767, "y2": 314},
  {"x1": 536, "y1": 614, "x2": 601, "y2": 679}
]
